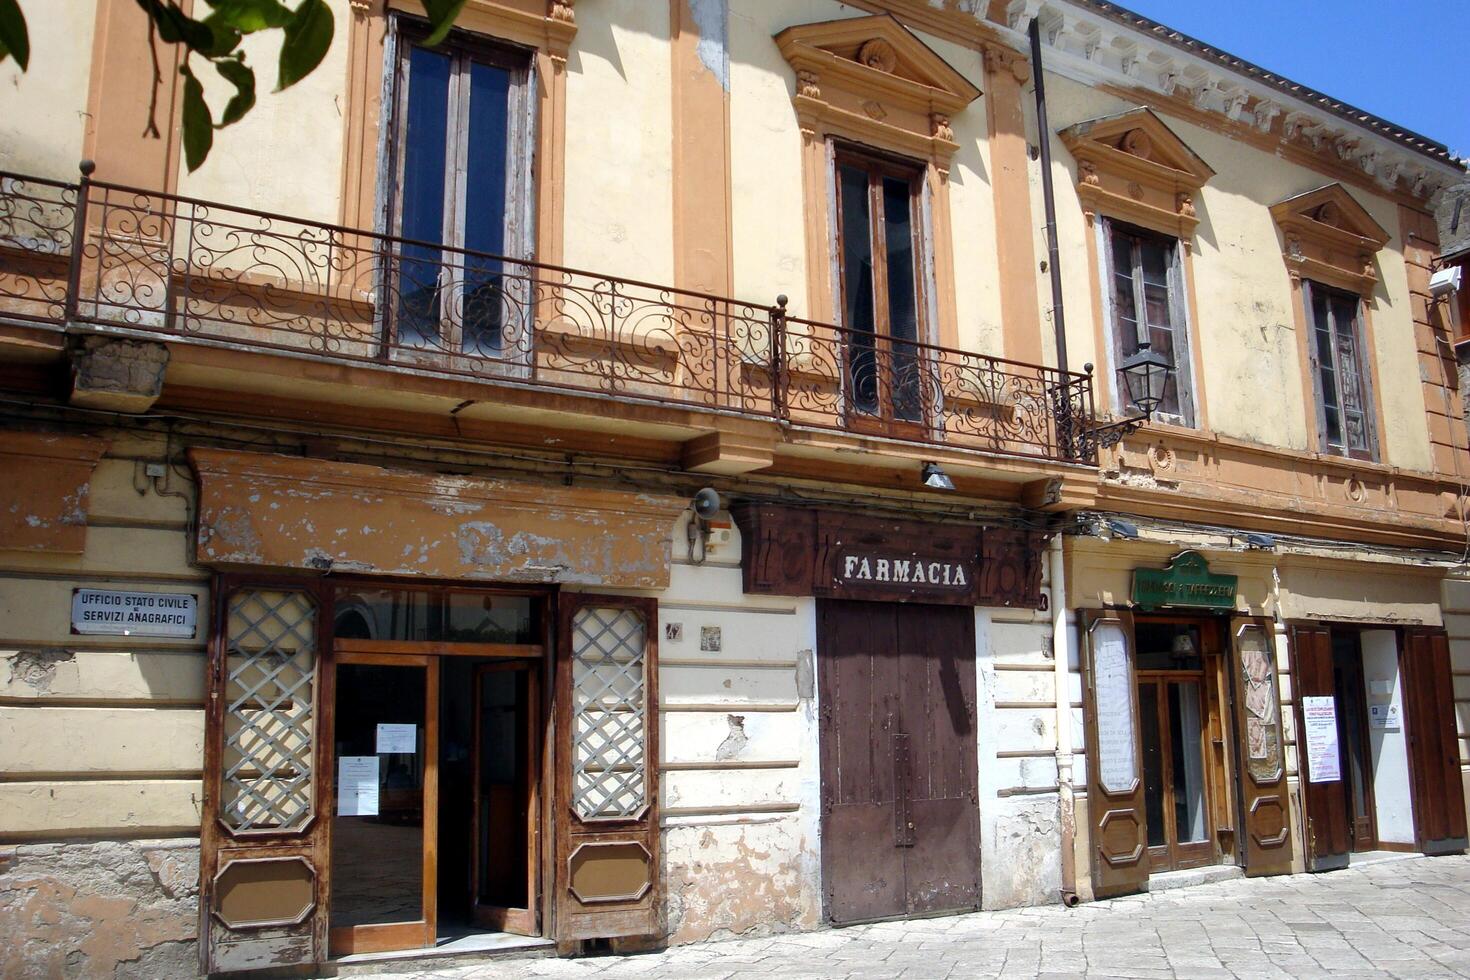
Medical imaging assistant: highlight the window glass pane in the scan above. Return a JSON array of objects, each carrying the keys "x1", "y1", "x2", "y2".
[
  {"x1": 462, "y1": 60, "x2": 512, "y2": 356},
  {"x1": 881, "y1": 177, "x2": 918, "y2": 344},
  {"x1": 839, "y1": 165, "x2": 877, "y2": 415},
  {"x1": 1330, "y1": 295, "x2": 1369, "y2": 451},
  {"x1": 330, "y1": 663, "x2": 427, "y2": 928},
  {"x1": 1110, "y1": 233, "x2": 1138, "y2": 338},
  {"x1": 396, "y1": 45, "x2": 452, "y2": 348},
  {"x1": 882, "y1": 176, "x2": 922, "y2": 422},
  {"x1": 1134, "y1": 622, "x2": 1203, "y2": 672},
  {"x1": 1111, "y1": 227, "x2": 1182, "y2": 417},
  {"x1": 1138, "y1": 682, "x2": 1165, "y2": 848},
  {"x1": 333, "y1": 587, "x2": 538, "y2": 644},
  {"x1": 223, "y1": 591, "x2": 317, "y2": 833},
  {"x1": 1170, "y1": 681, "x2": 1208, "y2": 844},
  {"x1": 1140, "y1": 240, "x2": 1172, "y2": 329}
]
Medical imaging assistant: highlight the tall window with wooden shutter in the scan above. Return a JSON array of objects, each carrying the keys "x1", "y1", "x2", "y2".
[
  {"x1": 1269, "y1": 183, "x2": 1390, "y2": 459},
  {"x1": 1061, "y1": 109, "x2": 1214, "y2": 428},
  {"x1": 1102, "y1": 219, "x2": 1196, "y2": 425},
  {"x1": 834, "y1": 149, "x2": 928, "y2": 428},
  {"x1": 1304, "y1": 280, "x2": 1376, "y2": 460},
  {"x1": 384, "y1": 20, "x2": 535, "y2": 358}
]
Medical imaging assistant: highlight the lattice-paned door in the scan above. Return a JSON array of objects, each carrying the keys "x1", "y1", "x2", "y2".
[
  {"x1": 554, "y1": 594, "x2": 662, "y2": 943},
  {"x1": 200, "y1": 579, "x2": 330, "y2": 973}
]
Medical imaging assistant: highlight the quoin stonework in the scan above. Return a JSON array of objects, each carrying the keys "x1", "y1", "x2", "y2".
[{"x1": 1, "y1": 1, "x2": 1468, "y2": 976}]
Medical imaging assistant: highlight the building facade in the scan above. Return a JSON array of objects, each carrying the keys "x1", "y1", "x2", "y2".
[{"x1": 0, "y1": 1, "x2": 1466, "y2": 976}]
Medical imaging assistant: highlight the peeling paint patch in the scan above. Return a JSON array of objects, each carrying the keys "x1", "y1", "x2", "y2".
[
  {"x1": 689, "y1": 0, "x2": 730, "y2": 92},
  {"x1": 715, "y1": 715, "x2": 748, "y2": 761},
  {"x1": 7, "y1": 650, "x2": 76, "y2": 693}
]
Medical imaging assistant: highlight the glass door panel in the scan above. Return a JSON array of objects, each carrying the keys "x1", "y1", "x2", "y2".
[
  {"x1": 1138, "y1": 682, "x2": 1166, "y2": 850},
  {"x1": 329, "y1": 657, "x2": 437, "y2": 954},
  {"x1": 1138, "y1": 673, "x2": 1214, "y2": 871},
  {"x1": 1170, "y1": 681, "x2": 1208, "y2": 846}
]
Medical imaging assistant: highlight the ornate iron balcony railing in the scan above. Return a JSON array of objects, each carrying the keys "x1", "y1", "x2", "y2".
[{"x1": 0, "y1": 168, "x2": 1096, "y2": 464}]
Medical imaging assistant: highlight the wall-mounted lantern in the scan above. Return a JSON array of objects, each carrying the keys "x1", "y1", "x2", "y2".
[{"x1": 1084, "y1": 342, "x2": 1176, "y2": 451}]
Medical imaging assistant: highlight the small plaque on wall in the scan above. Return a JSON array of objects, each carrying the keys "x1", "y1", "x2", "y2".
[
  {"x1": 1368, "y1": 702, "x2": 1400, "y2": 731},
  {"x1": 71, "y1": 588, "x2": 197, "y2": 637}
]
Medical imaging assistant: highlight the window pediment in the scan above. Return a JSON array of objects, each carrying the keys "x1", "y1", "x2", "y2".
[
  {"x1": 1061, "y1": 107, "x2": 1215, "y2": 237},
  {"x1": 775, "y1": 14, "x2": 980, "y2": 165},
  {"x1": 1270, "y1": 183, "x2": 1389, "y2": 295}
]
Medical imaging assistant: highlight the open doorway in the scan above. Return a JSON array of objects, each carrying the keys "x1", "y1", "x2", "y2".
[
  {"x1": 327, "y1": 585, "x2": 547, "y2": 957},
  {"x1": 1331, "y1": 631, "x2": 1377, "y2": 852},
  {"x1": 437, "y1": 657, "x2": 539, "y2": 938}
]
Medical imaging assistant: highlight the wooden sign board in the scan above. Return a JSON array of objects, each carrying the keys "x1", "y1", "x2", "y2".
[
  {"x1": 731, "y1": 503, "x2": 1044, "y2": 608},
  {"x1": 1131, "y1": 550, "x2": 1237, "y2": 610}
]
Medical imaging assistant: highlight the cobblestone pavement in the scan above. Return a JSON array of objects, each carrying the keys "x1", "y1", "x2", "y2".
[{"x1": 381, "y1": 854, "x2": 1470, "y2": 979}]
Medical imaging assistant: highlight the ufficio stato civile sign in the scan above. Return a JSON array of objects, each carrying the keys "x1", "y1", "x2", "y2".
[{"x1": 71, "y1": 588, "x2": 198, "y2": 638}]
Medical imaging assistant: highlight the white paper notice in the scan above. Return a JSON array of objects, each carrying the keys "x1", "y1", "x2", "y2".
[
  {"x1": 1092, "y1": 622, "x2": 1138, "y2": 794},
  {"x1": 376, "y1": 723, "x2": 417, "y2": 754},
  {"x1": 338, "y1": 755, "x2": 380, "y2": 816},
  {"x1": 1302, "y1": 695, "x2": 1341, "y2": 784}
]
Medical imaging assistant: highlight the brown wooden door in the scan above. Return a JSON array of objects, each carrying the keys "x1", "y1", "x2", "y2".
[
  {"x1": 200, "y1": 579, "x2": 331, "y2": 974},
  {"x1": 554, "y1": 594, "x2": 661, "y2": 942},
  {"x1": 817, "y1": 600, "x2": 979, "y2": 923},
  {"x1": 1228, "y1": 617, "x2": 1293, "y2": 877},
  {"x1": 1136, "y1": 674, "x2": 1214, "y2": 872},
  {"x1": 1288, "y1": 623, "x2": 1350, "y2": 871},
  {"x1": 1080, "y1": 610, "x2": 1150, "y2": 898},
  {"x1": 1401, "y1": 628, "x2": 1469, "y2": 855},
  {"x1": 1332, "y1": 640, "x2": 1378, "y2": 852}
]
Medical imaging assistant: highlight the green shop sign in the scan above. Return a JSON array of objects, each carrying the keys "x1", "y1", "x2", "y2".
[{"x1": 1131, "y1": 551, "x2": 1237, "y2": 610}]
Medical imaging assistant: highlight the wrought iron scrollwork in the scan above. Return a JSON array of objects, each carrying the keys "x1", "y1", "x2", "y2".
[{"x1": 0, "y1": 165, "x2": 1099, "y2": 466}]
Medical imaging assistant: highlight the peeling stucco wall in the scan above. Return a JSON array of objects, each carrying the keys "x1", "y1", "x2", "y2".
[
  {"x1": 0, "y1": 838, "x2": 200, "y2": 980},
  {"x1": 657, "y1": 514, "x2": 823, "y2": 943},
  {"x1": 975, "y1": 602, "x2": 1068, "y2": 909}
]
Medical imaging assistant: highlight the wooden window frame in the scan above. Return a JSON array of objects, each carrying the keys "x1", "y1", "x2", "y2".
[
  {"x1": 381, "y1": 17, "x2": 537, "y2": 356},
  {"x1": 1099, "y1": 217, "x2": 1198, "y2": 427},
  {"x1": 1303, "y1": 279, "x2": 1379, "y2": 462},
  {"x1": 831, "y1": 144, "x2": 932, "y2": 436}
]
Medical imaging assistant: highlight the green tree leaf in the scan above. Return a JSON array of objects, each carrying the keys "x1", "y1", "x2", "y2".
[
  {"x1": 136, "y1": 0, "x2": 216, "y2": 53},
  {"x1": 214, "y1": 57, "x2": 256, "y2": 127},
  {"x1": 421, "y1": 0, "x2": 468, "y2": 46},
  {"x1": 0, "y1": 0, "x2": 30, "y2": 72},
  {"x1": 204, "y1": 0, "x2": 292, "y2": 34},
  {"x1": 276, "y1": 0, "x2": 332, "y2": 91},
  {"x1": 180, "y1": 63, "x2": 215, "y2": 172}
]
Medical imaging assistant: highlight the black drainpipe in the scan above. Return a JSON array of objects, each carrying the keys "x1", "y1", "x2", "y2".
[{"x1": 1029, "y1": 18, "x2": 1069, "y2": 377}]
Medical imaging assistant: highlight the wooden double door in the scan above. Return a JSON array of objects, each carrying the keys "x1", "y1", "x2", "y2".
[
  {"x1": 1290, "y1": 624, "x2": 1468, "y2": 870},
  {"x1": 816, "y1": 599, "x2": 980, "y2": 924},
  {"x1": 1082, "y1": 612, "x2": 1295, "y2": 898}
]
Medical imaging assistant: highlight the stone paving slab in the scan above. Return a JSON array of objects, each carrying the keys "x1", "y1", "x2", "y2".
[{"x1": 369, "y1": 855, "x2": 1470, "y2": 979}]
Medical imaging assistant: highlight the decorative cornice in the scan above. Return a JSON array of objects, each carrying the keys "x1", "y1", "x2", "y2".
[
  {"x1": 1269, "y1": 183, "x2": 1389, "y2": 295},
  {"x1": 775, "y1": 14, "x2": 980, "y2": 168},
  {"x1": 1061, "y1": 107, "x2": 1213, "y2": 238},
  {"x1": 1001, "y1": 1, "x2": 1462, "y2": 206}
]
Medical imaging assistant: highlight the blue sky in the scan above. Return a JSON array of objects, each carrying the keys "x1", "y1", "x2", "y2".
[{"x1": 1116, "y1": 0, "x2": 1470, "y2": 158}]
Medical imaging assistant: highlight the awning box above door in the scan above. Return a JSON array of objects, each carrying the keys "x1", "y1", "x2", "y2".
[{"x1": 190, "y1": 449, "x2": 687, "y2": 589}]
